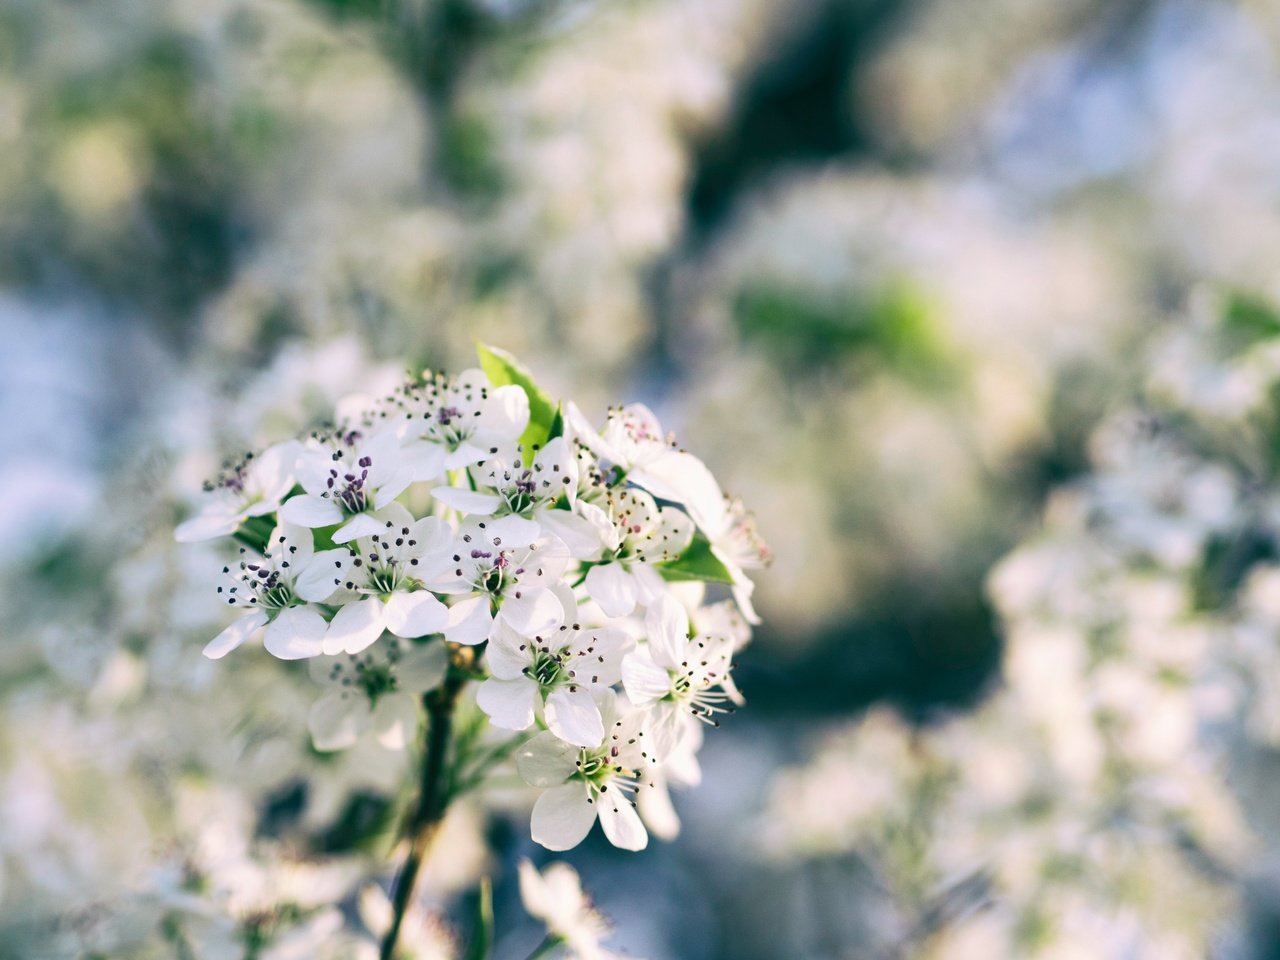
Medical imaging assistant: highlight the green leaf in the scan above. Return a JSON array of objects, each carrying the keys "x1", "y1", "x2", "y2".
[
  {"x1": 657, "y1": 534, "x2": 735, "y2": 584},
  {"x1": 1223, "y1": 290, "x2": 1280, "y2": 352},
  {"x1": 465, "y1": 877, "x2": 494, "y2": 960},
  {"x1": 476, "y1": 343, "x2": 559, "y2": 449},
  {"x1": 232, "y1": 515, "x2": 275, "y2": 554}
]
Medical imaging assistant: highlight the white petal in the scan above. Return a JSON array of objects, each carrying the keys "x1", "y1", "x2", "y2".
[
  {"x1": 175, "y1": 507, "x2": 240, "y2": 543},
  {"x1": 444, "y1": 441, "x2": 488, "y2": 470},
  {"x1": 630, "y1": 562, "x2": 669, "y2": 608},
  {"x1": 431, "y1": 487, "x2": 502, "y2": 515},
  {"x1": 296, "y1": 447, "x2": 338, "y2": 496},
  {"x1": 516, "y1": 731, "x2": 580, "y2": 787},
  {"x1": 530, "y1": 783, "x2": 595, "y2": 852},
  {"x1": 383, "y1": 591, "x2": 448, "y2": 639},
  {"x1": 517, "y1": 860, "x2": 552, "y2": 922},
  {"x1": 638, "y1": 778, "x2": 681, "y2": 841},
  {"x1": 644, "y1": 595, "x2": 690, "y2": 670},
  {"x1": 279, "y1": 494, "x2": 344, "y2": 528},
  {"x1": 443, "y1": 595, "x2": 493, "y2": 645},
  {"x1": 372, "y1": 692, "x2": 419, "y2": 750},
  {"x1": 253, "y1": 439, "x2": 303, "y2": 503},
  {"x1": 324, "y1": 599, "x2": 386, "y2": 655},
  {"x1": 483, "y1": 384, "x2": 531, "y2": 439},
  {"x1": 598, "y1": 786, "x2": 648, "y2": 851},
  {"x1": 621, "y1": 649, "x2": 672, "y2": 705},
  {"x1": 294, "y1": 549, "x2": 352, "y2": 603},
  {"x1": 536, "y1": 508, "x2": 604, "y2": 560},
  {"x1": 485, "y1": 514, "x2": 542, "y2": 549},
  {"x1": 373, "y1": 468, "x2": 414, "y2": 509},
  {"x1": 309, "y1": 691, "x2": 371, "y2": 751},
  {"x1": 401, "y1": 441, "x2": 447, "y2": 483},
  {"x1": 476, "y1": 678, "x2": 539, "y2": 731},
  {"x1": 732, "y1": 576, "x2": 762, "y2": 626},
  {"x1": 394, "y1": 641, "x2": 450, "y2": 691},
  {"x1": 544, "y1": 687, "x2": 605, "y2": 748},
  {"x1": 263, "y1": 607, "x2": 327, "y2": 660},
  {"x1": 333, "y1": 513, "x2": 384, "y2": 544},
  {"x1": 499, "y1": 588, "x2": 563, "y2": 637},
  {"x1": 203, "y1": 611, "x2": 267, "y2": 659},
  {"x1": 584, "y1": 563, "x2": 637, "y2": 618},
  {"x1": 485, "y1": 625, "x2": 533, "y2": 680},
  {"x1": 634, "y1": 450, "x2": 725, "y2": 531}
]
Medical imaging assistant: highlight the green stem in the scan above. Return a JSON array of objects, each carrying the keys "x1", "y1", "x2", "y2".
[{"x1": 379, "y1": 662, "x2": 468, "y2": 960}]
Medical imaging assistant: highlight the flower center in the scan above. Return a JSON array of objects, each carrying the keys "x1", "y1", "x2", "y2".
[{"x1": 323, "y1": 454, "x2": 373, "y2": 516}]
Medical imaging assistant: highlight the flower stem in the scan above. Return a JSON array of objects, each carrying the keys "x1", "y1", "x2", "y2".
[{"x1": 379, "y1": 651, "x2": 470, "y2": 960}]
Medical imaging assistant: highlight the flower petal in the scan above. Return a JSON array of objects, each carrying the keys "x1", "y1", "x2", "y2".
[
  {"x1": 401, "y1": 441, "x2": 447, "y2": 483},
  {"x1": 485, "y1": 625, "x2": 533, "y2": 680},
  {"x1": 621, "y1": 649, "x2": 671, "y2": 706},
  {"x1": 294, "y1": 549, "x2": 352, "y2": 603},
  {"x1": 333, "y1": 513, "x2": 384, "y2": 544},
  {"x1": 499, "y1": 588, "x2": 563, "y2": 638},
  {"x1": 203, "y1": 610, "x2": 267, "y2": 659},
  {"x1": 530, "y1": 783, "x2": 596, "y2": 852},
  {"x1": 279, "y1": 494, "x2": 344, "y2": 528},
  {"x1": 638, "y1": 777, "x2": 681, "y2": 841},
  {"x1": 324, "y1": 598, "x2": 386, "y2": 655},
  {"x1": 584, "y1": 563, "x2": 637, "y2": 618},
  {"x1": 644, "y1": 595, "x2": 689, "y2": 670},
  {"x1": 598, "y1": 786, "x2": 649, "y2": 851},
  {"x1": 394, "y1": 641, "x2": 450, "y2": 692},
  {"x1": 263, "y1": 606, "x2": 327, "y2": 660},
  {"x1": 431, "y1": 487, "x2": 502, "y2": 516},
  {"x1": 516, "y1": 731, "x2": 580, "y2": 787},
  {"x1": 175, "y1": 508, "x2": 240, "y2": 543},
  {"x1": 443, "y1": 594, "x2": 493, "y2": 645},
  {"x1": 383, "y1": 590, "x2": 448, "y2": 639},
  {"x1": 309, "y1": 691, "x2": 371, "y2": 751},
  {"x1": 371, "y1": 692, "x2": 419, "y2": 750},
  {"x1": 483, "y1": 384, "x2": 531, "y2": 440},
  {"x1": 476, "y1": 678, "x2": 539, "y2": 731},
  {"x1": 544, "y1": 687, "x2": 605, "y2": 748}
]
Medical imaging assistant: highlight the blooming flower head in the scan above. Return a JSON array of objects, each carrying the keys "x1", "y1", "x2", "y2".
[
  {"x1": 582, "y1": 487, "x2": 693, "y2": 617},
  {"x1": 518, "y1": 859, "x2": 625, "y2": 960},
  {"x1": 380, "y1": 368, "x2": 530, "y2": 475},
  {"x1": 307, "y1": 637, "x2": 449, "y2": 751},
  {"x1": 423, "y1": 516, "x2": 571, "y2": 644},
  {"x1": 321, "y1": 504, "x2": 451, "y2": 655},
  {"x1": 176, "y1": 440, "x2": 302, "y2": 542},
  {"x1": 478, "y1": 615, "x2": 633, "y2": 747},
  {"x1": 432, "y1": 436, "x2": 577, "y2": 522},
  {"x1": 279, "y1": 428, "x2": 415, "y2": 543},
  {"x1": 204, "y1": 523, "x2": 346, "y2": 660},
  {"x1": 516, "y1": 692, "x2": 656, "y2": 851},
  {"x1": 621, "y1": 595, "x2": 736, "y2": 752}
]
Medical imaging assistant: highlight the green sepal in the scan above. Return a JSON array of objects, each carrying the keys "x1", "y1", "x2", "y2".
[
  {"x1": 475, "y1": 342, "x2": 559, "y2": 449},
  {"x1": 657, "y1": 533, "x2": 735, "y2": 584}
]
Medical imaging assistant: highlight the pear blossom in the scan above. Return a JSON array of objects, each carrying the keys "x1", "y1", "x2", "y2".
[
  {"x1": 422, "y1": 516, "x2": 571, "y2": 644},
  {"x1": 518, "y1": 859, "x2": 627, "y2": 960},
  {"x1": 204, "y1": 523, "x2": 346, "y2": 660},
  {"x1": 279, "y1": 429, "x2": 415, "y2": 543},
  {"x1": 582, "y1": 487, "x2": 693, "y2": 617},
  {"x1": 477, "y1": 617, "x2": 632, "y2": 747},
  {"x1": 432, "y1": 436, "x2": 578, "y2": 521},
  {"x1": 321, "y1": 505, "x2": 451, "y2": 655},
  {"x1": 308, "y1": 638, "x2": 449, "y2": 751},
  {"x1": 175, "y1": 440, "x2": 302, "y2": 542},
  {"x1": 516, "y1": 694, "x2": 655, "y2": 851},
  {"x1": 379, "y1": 368, "x2": 530, "y2": 475},
  {"x1": 621, "y1": 595, "x2": 736, "y2": 751}
]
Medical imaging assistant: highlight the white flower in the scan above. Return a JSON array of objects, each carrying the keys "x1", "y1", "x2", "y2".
[
  {"x1": 175, "y1": 440, "x2": 302, "y2": 542},
  {"x1": 518, "y1": 859, "x2": 627, "y2": 960},
  {"x1": 477, "y1": 616, "x2": 632, "y2": 747},
  {"x1": 203, "y1": 523, "x2": 345, "y2": 661},
  {"x1": 322, "y1": 505, "x2": 452, "y2": 655},
  {"x1": 621, "y1": 595, "x2": 736, "y2": 752},
  {"x1": 422, "y1": 517, "x2": 571, "y2": 645},
  {"x1": 637, "y1": 719, "x2": 703, "y2": 842},
  {"x1": 582, "y1": 487, "x2": 693, "y2": 617},
  {"x1": 516, "y1": 694, "x2": 655, "y2": 851},
  {"x1": 566, "y1": 402, "x2": 673, "y2": 477},
  {"x1": 278, "y1": 429, "x2": 415, "y2": 543},
  {"x1": 307, "y1": 638, "x2": 449, "y2": 751},
  {"x1": 432, "y1": 437, "x2": 578, "y2": 522},
  {"x1": 382, "y1": 368, "x2": 530, "y2": 475}
]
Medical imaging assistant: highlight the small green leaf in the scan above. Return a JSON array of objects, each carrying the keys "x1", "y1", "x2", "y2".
[
  {"x1": 657, "y1": 534, "x2": 735, "y2": 584},
  {"x1": 465, "y1": 877, "x2": 494, "y2": 960},
  {"x1": 476, "y1": 343, "x2": 558, "y2": 449},
  {"x1": 232, "y1": 515, "x2": 276, "y2": 554}
]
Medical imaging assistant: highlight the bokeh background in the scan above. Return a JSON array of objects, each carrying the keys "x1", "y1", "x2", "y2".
[{"x1": 6, "y1": 0, "x2": 1280, "y2": 956}]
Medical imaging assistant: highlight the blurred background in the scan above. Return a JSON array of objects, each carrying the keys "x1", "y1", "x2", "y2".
[{"x1": 5, "y1": 0, "x2": 1280, "y2": 956}]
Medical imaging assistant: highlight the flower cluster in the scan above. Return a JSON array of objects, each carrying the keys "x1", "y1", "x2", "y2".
[{"x1": 176, "y1": 345, "x2": 767, "y2": 854}]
